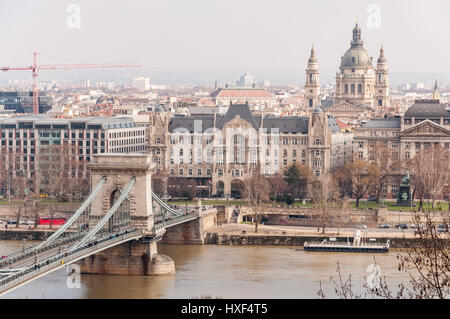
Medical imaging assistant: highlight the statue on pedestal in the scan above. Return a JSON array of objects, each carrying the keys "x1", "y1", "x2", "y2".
[{"x1": 397, "y1": 173, "x2": 413, "y2": 206}]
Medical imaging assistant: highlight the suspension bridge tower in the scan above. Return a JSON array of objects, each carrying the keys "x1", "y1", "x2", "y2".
[{"x1": 77, "y1": 154, "x2": 175, "y2": 276}]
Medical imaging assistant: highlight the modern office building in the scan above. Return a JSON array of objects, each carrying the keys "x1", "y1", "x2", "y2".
[{"x1": 0, "y1": 115, "x2": 148, "y2": 194}]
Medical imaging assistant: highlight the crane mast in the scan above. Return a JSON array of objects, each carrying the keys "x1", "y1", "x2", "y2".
[{"x1": 1, "y1": 52, "x2": 141, "y2": 114}]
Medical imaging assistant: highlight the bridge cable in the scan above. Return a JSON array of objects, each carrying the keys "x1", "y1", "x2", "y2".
[
  {"x1": 69, "y1": 177, "x2": 136, "y2": 251},
  {"x1": 32, "y1": 176, "x2": 107, "y2": 251}
]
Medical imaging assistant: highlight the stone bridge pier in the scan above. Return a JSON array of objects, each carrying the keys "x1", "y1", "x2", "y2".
[{"x1": 77, "y1": 154, "x2": 175, "y2": 276}]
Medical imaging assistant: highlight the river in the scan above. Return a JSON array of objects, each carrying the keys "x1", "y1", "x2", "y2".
[{"x1": 0, "y1": 240, "x2": 410, "y2": 299}]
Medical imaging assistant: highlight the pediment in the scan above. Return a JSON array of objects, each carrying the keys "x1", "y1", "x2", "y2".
[
  {"x1": 399, "y1": 120, "x2": 450, "y2": 137},
  {"x1": 222, "y1": 115, "x2": 253, "y2": 130}
]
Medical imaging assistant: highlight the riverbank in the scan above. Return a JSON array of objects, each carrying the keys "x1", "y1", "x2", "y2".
[
  {"x1": 0, "y1": 228, "x2": 56, "y2": 241},
  {"x1": 204, "y1": 223, "x2": 439, "y2": 248}
]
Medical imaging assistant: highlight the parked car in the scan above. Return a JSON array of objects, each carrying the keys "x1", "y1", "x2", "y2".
[
  {"x1": 379, "y1": 223, "x2": 390, "y2": 229},
  {"x1": 409, "y1": 224, "x2": 420, "y2": 229},
  {"x1": 437, "y1": 224, "x2": 448, "y2": 233},
  {"x1": 356, "y1": 224, "x2": 368, "y2": 229},
  {"x1": 395, "y1": 223, "x2": 408, "y2": 229}
]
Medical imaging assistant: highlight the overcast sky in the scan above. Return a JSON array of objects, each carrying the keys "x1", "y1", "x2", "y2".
[{"x1": 0, "y1": 0, "x2": 449, "y2": 85}]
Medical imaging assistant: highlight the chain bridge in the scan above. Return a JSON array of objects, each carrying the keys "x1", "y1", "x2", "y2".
[{"x1": 0, "y1": 154, "x2": 217, "y2": 296}]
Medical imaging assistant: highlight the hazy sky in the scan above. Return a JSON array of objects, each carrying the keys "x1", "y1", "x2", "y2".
[{"x1": 0, "y1": 0, "x2": 449, "y2": 85}]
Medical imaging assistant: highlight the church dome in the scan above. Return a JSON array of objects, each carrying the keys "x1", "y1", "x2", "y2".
[
  {"x1": 340, "y1": 46, "x2": 372, "y2": 68},
  {"x1": 340, "y1": 22, "x2": 373, "y2": 68}
]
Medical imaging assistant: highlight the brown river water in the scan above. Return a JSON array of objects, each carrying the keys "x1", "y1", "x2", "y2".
[{"x1": 0, "y1": 240, "x2": 410, "y2": 299}]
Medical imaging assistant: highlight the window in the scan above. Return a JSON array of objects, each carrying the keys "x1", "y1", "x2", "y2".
[
  {"x1": 314, "y1": 171, "x2": 320, "y2": 177},
  {"x1": 345, "y1": 84, "x2": 348, "y2": 93},
  {"x1": 293, "y1": 150, "x2": 297, "y2": 157},
  {"x1": 189, "y1": 169, "x2": 192, "y2": 176},
  {"x1": 351, "y1": 84, "x2": 355, "y2": 93},
  {"x1": 358, "y1": 84, "x2": 362, "y2": 93},
  {"x1": 218, "y1": 169, "x2": 223, "y2": 176},
  {"x1": 179, "y1": 169, "x2": 183, "y2": 176}
]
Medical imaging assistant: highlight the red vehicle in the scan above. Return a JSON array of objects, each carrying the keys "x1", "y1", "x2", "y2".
[{"x1": 39, "y1": 216, "x2": 67, "y2": 226}]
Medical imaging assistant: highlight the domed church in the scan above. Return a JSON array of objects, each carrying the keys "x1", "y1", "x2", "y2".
[
  {"x1": 334, "y1": 21, "x2": 389, "y2": 109},
  {"x1": 305, "y1": 21, "x2": 390, "y2": 122}
]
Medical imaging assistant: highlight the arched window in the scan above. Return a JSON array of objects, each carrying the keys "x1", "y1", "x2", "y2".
[
  {"x1": 351, "y1": 84, "x2": 355, "y2": 93},
  {"x1": 309, "y1": 74, "x2": 313, "y2": 83},
  {"x1": 309, "y1": 99, "x2": 313, "y2": 107},
  {"x1": 345, "y1": 84, "x2": 348, "y2": 93},
  {"x1": 352, "y1": 57, "x2": 355, "y2": 63}
]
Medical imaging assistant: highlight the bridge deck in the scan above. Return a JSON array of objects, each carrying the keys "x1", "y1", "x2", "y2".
[{"x1": 0, "y1": 229, "x2": 143, "y2": 296}]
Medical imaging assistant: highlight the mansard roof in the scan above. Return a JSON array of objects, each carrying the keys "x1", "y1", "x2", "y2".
[
  {"x1": 168, "y1": 104, "x2": 309, "y2": 134},
  {"x1": 404, "y1": 99, "x2": 450, "y2": 119},
  {"x1": 361, "y1": 118, "x2": 401, "y2": 129},
  {"x1": 217, "y1": 104, "x2": 259, "y2": 130}
]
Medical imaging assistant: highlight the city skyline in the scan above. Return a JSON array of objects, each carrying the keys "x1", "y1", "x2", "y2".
[{"x1": 0, "y1": 0, "x2": 449, "y2": 86}]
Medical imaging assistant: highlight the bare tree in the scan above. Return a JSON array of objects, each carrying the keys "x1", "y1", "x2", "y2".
[
  {"x1": 269, "y1": 171, "x2": 288, "y2": 203},
  {"x1": 335, "y1": 160, "x2": 380, "y2": 208},
  {"x1": 310, "y1": 173, "x2": 340, "y2": 234},
  {"x1": 244, "y1": 168, "x2": 270, "y2": 233},
  {"x1": 14, "y1": 206, "x2": 22, "y2": 228},
  {"x1": 410, "y1": 144, "x2": 450, "y2": 209},
  {"x1": 152, "y1": 169, "x2": 169, "y2": 197},
  {"x1": 319, "y1": 208, "x2": 450, "y2": 299},
  {"x1": 369, "y1": 141, "x2": 402, "y2": 203}
]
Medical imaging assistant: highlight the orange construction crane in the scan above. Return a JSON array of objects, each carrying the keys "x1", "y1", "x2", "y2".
[{"x1": 1, "y1": 52, "x2": 141, "y2": 114}]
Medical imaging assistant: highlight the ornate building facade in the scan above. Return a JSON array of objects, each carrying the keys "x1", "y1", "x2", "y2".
[
  {"x1": 148, "y1": 104, "x2": 349, "y2": 197},
  {"x1": 353, "y1": 96, "x2": 450, "y2": 199}
]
